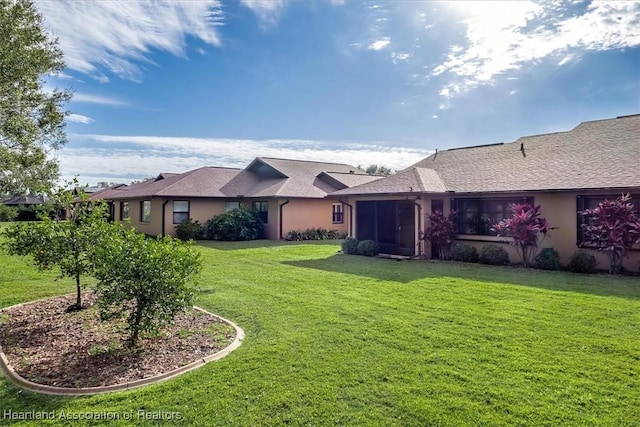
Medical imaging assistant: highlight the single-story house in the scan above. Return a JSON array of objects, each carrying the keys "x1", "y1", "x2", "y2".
[
  {"x1": 2, "y1": 195, "x2": 50, "y2": 221},
  {"x1": 92, "y1": 157, "x2": 380, "y2": 239},
  {"x1": 330, "y1": 114, "x2": 640, "y2": 271}
]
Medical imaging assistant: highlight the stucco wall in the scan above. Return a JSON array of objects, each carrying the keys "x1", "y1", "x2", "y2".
[
  {"x1": 345, "y1": 191, "x2": 640, "y2": 272},
  {"x1": 279, "y1": 198, "x2": 349, "y2": 239},
  {"x1": 451, "y1": 191, "x2": 640, "y2": 272}
]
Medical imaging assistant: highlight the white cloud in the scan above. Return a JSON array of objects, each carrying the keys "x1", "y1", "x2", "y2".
[
  {"x1": 240, "y1": 0, "x2": 286, "y2": 24},
  {"x1": 368, "y1": 38, "x2": 391, "y2": 51},
  {"x1": 72, "y1": 93, "x2": 127, "y2": 106},
  {"x1": 432, "y1": 114, "x2": 438, "y2": 119},
  {"x1": 67, "y1": 114, "x2": 94, "y2": 124},
  {"x1": 509, "y1": 90, "x2": 518, "y2": 95},
  {"x1": 58, "y1": 134, "x2": 431, "y2": 185},
  {"x1": 432, "y1": 1, "x2": 640, "y2": 100},
  {"x1": 35, "y1": 0, "x2": 224, "y2": 82}
]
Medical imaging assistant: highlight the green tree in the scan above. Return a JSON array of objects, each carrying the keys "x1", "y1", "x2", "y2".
[
  {"x1": 93, "y1": 230, "x2": 202, "y2": 346},
  {"x1": 0, "y1": 0, "x2": 71, "y2": 195},
  {"x1": 364, "y1": 164, "x2": 394, "y2": 176},
  {"x1": 3, "y1": 182, "x2": 110, "y2": 309}
]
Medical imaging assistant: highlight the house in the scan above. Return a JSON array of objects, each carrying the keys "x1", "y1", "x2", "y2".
[
  {"x1": 2, "y1": 195, "x2": 50, "y2": 221},
  {"x1": 330, "y1": 114, "x2": 640, "y2": 271},
  {"x1": 92, "y1": 158, "x2": 380, "y2": 239}
]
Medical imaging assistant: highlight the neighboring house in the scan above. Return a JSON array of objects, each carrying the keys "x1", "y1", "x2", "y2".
[
  {"x1": 330, "y1": 114, "x2": 640, "y2": 271},
  {"x1": 2, "y1": 195, "x2": 50, "y2": 221},
  {"x1": 92, "y1": 158, "x2": 380, "y2": 239}
]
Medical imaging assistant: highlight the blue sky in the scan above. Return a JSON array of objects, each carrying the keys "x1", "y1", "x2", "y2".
[{"x1": 35, "y1": 0, "x2": 640, "y2": 185}]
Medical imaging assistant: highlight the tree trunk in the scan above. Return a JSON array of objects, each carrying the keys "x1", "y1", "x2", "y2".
[
  {"x1": 129, "y1": 301, "x2": 145, "y2": 346},
  {"x1": 75, "y1": 272, "x2": 81, "y2": 309}
]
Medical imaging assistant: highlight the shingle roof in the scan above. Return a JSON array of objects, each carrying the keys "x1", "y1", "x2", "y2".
[
  {"x1": 333, "y1": 114, "x2": 640, "y2": 196},
  {"x1": 94, "y1": 158, "x2": 369, "y2": 201},
  {"x1": 318, "y1": 172, "x2": 383, "y2": 189},
  {"x1": 221, "y1": 157, "x2": 366, "y2": 198},
  {"x1": 104, "y1": 167, "x2": 242, "y2": 200},
  {"x1": 331, "y1": 167, "x2": 447, "y2": 196},
  {"x1": 3, "y1": 195, "x2": 49, "y2": 205}
]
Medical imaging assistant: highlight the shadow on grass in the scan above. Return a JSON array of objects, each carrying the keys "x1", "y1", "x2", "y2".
[
  {"x1": 283, "y1": 254, "x2": 640, "y2": 300},
  {"x1": 195, "y1": 240, "x2": 341, "y2": 251}
]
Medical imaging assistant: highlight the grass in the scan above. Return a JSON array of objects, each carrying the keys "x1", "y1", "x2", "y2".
[{"x1": 0, "y1": 234, "x2": 639, "y2": 426}]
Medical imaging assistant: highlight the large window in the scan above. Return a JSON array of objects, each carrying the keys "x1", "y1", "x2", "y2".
[
  {"x1": 253, "y1": 201, "x2": 268, "y2": 224},
  {"x1": 452, "y1": 197, "x2": 532, "y2": 236},
  {"x1": 140, "y1": 200, "x2": 151, "y2": 222},
  {"x1": 332, "y1": 203, "x2": 344, "y2": 224},
  {"x1": 173, "y1": 201, "x2": 190, "y2": 224},
  {"x1": 120, "y1": 202, "x2": 129, "y2": 220},
  {"x1": 577, "y1": 194, "x2": 640, "y2": 245},
  {"x1": 225, "y1": 201, "x2": 240, "y2": 212}
]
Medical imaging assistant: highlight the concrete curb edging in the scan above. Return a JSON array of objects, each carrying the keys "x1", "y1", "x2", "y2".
[{"x1": 0, "y1": 304, "x2": 244, "y2": 396}]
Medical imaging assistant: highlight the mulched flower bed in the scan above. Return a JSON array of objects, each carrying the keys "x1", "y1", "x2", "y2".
[{"x1": 0, "y1": 293, "x2": 236, "y2": 388}]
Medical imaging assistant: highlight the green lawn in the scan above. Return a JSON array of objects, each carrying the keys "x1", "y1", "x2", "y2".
[{"x1": 1, "y1": 237, "x2": 639, "y2": 426}]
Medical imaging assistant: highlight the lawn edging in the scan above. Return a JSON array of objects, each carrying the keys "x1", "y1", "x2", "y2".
[{"x1": 0, "y1": 304, "x2": 244, "y2": 396}]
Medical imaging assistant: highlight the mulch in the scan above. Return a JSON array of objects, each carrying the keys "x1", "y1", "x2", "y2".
[{"x1": 0, "y1": 293, "x2": 236, "y2": 388}]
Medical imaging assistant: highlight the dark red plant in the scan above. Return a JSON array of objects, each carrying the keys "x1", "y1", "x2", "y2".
[
  {"x1": 492, "y1": 203, "x2": 549, "y2": 267},
  {"x1": 422, "y1": 210, "x2": 457, "y2": 260},
  {"x1": 580, "y1": 194, "x2": 640, "y2": 274}
]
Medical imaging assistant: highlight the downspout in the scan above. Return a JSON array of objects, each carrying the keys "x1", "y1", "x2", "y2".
[
  {"x1": 340, "y1": 199, "x2": 354, "y2": 237},
  {"x1": 279, "y1": 199, "x2": 290, "y2": 240},
  {"x1": 161, "y1": 199, "x2": 169, "y2": 237},
  {"x1": 414, "y1": 199, "x2": 423, "y2": 258}
]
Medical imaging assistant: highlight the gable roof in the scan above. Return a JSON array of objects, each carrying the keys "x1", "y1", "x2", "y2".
[
  {"x1": 93, "y1": 158, "x2": 371, "y2": 201},
  {"x1": 220, "y1": 157, "x2": 368, "y2": 198},
  {"x1": 333, "y1": 114, "x2": 640, "y2": 196},
  {"x1": 104, "y1": 167, "x2": 242, "y2": 200}
]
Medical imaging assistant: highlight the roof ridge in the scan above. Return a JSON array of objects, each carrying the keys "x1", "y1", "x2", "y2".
[{"x1": 258, "y1": 157, "x2": 358, "y2": 168}]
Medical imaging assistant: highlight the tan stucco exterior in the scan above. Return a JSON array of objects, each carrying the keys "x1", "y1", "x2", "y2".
[
  {"x1": 342, "y1": 191, "x2": 640, "y2": 271},
  {"x1": 114, "y1": 197, "x2": 348, "y2": 241}
]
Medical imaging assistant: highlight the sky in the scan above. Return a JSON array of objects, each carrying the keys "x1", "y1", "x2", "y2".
[{"x1": 34, "y1": 0, "x2": 640, "y2": 185}]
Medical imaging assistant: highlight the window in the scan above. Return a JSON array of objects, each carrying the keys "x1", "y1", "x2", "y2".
[
  {"x1": 577, "y1": 195, "x2": 640, "y2": 245},
  {"x1": 452, "y1": 197, "x2": 532, "y2": 236},
  {"x1": 225, "y1": 201, "x2": 240, "y2": 212},
  {"x1": 120, "y1": 202, "x2": 129, "y2": 220},
  {"x1": 253, "y1": 201, "x2": 268, "y2": 223},
  {"x1": 173, "y1": 201, "x2": 189, "y2": 224},
  {"x1": 332, "y1": 203, "x2": 344, "y2": 224},
  {"x1": 140, "y1": 200, "x2": 151, "y2": 222}
]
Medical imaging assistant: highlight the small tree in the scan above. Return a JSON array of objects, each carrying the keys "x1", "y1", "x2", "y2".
[
  {"x1": 580, "y1": 194, "x2": 640, "y2": 274},
  {"x1": 93, "y1": 230, "x2": 202, "y2": 346},
  {"x1": 422, "y1": 210, "x2": 457, "y2": 260},
  {"x1": 3, "y1": 181, "x2": 110, "y2": 309},
  {"x1": 492, "y1": 203, "x2": 549, "y2": 268}
]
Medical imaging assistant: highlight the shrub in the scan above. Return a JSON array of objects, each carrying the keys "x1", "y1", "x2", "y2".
[
  {"x1": 357, "y1": 239, "x2": 379, "y2": 257},
  {"x1": 286, "y1": 228, "x2": 348, "y2": 241},
  {"x1": 93, "y1": 231, "x2": 202, "y2": 346},
  {"x1": 567, "y1": 250, "x2": 598, "y2": 274},
  {"x1": 205, "y1": 207, "x2": 263, "y2": 241},
  {"x1": 450, "y1": 244, "x2": 479, "y2": 263},
  {"x1": 479, "y1": 244, "x2": 510, "y2": 265},
  {"x1": 0, "y1": 204, "x2": 17, "y2": 222},
  {"x1": 175, "y1": 219, "x2": 204, "y2": 241},
  {"x1": 580, "y1": 194, "x2": 640, "y2": 274},
  {"x1": 533, "y1": 247, "x2": 561, "y2": 270},
  {"x1": 421, "y1": 210, "x2": 457, "y2": 260},
  {"x1": 492, "y1": 203, "x2": 550, "y2": 267},
  {"x1": 341, "y1": 237, "x2": 359, "y2": 255}
]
